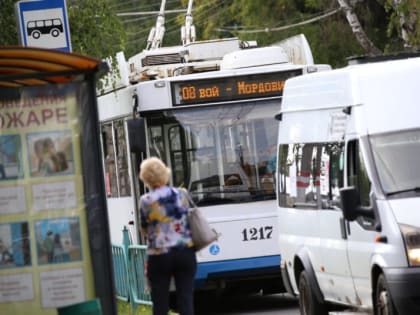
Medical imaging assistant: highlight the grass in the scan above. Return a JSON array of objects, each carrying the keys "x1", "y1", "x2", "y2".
[
  {"x1": 117, "y1": 300, "x2": 152, "y2": 315},
  {"x1": 116, "y1": 300, "x2": 178, "y2": 315}
]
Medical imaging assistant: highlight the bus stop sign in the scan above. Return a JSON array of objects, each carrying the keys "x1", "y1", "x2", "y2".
[{"x1": 15, "y1": 0, "x2": 72, "y2": 52}]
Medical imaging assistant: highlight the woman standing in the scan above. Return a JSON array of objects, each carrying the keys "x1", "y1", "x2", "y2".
[{"x1": 139, "y1": 157, "x2": 197, "y2": 315}]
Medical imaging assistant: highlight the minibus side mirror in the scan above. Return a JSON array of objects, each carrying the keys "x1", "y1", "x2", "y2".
[{"x1": 340, "y1": 187, "x2": 375, "y2": 221}]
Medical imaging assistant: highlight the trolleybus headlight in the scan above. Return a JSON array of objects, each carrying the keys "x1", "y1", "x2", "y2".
[{"x1": 400, "y1": 224, "x2": 420, "y2": 266}]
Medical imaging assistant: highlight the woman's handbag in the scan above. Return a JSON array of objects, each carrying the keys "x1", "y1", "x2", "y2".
[{"x1": 185, "y1": 193, "x2": 219, "y2": 251}]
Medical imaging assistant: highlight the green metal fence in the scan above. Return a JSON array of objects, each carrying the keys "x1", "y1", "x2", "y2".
[
  {"x1": 128, "y1": 245, "x2": 152, "y2": 306},
  {"x1": 111, "y1": 227, "x2": 152, "y2": 310},
  {"x1": 111, "y1": 244, "x2": 130, "y2": 302}
]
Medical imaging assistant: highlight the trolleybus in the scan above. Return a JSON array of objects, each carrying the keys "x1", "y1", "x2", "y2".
[{"x1": 97, "y1": 0, "x2": 330, "y2": 292}]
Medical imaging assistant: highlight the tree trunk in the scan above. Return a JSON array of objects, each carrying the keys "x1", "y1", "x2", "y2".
[
  {"x1": 390, "y1": 0, "x2": 418, "y2": 49},
  {"x1": 337, "y1": 0, "x2": 382, "y2": 56},
  {"x1": 393, "y1": 0, "x2": 410, "y2": 47}
]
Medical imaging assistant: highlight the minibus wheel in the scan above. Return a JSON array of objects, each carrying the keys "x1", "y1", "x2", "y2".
[
  {"x1": 298, "y1": 270, "x2": 328, "y2": 315},
  {"x1": 375, "y1": 274, "x2": 397, "y2": 315}
]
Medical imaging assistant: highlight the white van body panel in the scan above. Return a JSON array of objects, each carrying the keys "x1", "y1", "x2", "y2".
[
  {"x1": 278, "y1": 208, "x2": 323, "y2": 290},
  {"x1": 388, "y1": 198, "x2": 420, "y2": 226},
  {"x1": 281, "y1": 57, "x2": 420, "y2": 136},
  {"x1": 316, "y1": 209, "x2": 355, "y2": 303},
  {"x1": 277, "y1": 56, "x2": 420, "y2": 313},
  {"x1": 346, "y1": 198, "x2": 410, "y2": 306}
]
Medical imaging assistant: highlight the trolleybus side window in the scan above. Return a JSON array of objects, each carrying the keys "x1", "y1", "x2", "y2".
[
  {"x1": 114, "y1": 120, "x2": 131, "y2": 196},
  {"x1": 278, "y1": 142, "x2": 344, "y2": 209},
  {"x1": 101, "y1": 119, "x2": 131, "y2": 198},
  {"x1": 102, "y1": 123, "x2": 117, "y2": 197}
]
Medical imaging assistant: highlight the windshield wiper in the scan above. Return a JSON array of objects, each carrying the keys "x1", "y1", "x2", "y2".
[{"x1": 387, "y1": 187, "x2": 420, "y2": 197}]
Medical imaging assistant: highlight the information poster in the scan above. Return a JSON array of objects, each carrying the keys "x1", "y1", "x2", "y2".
[{"x1": 0, "y1": 83, "x2": 95, "y2": 314}]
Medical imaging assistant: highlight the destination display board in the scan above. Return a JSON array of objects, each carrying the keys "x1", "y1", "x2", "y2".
[{"x1": 171, "y1": 69, "x2": 302, "y2": 106}]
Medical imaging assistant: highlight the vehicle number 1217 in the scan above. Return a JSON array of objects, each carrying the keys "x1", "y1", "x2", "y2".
[{"x1": 241, "y1": 226, "x2": 273, "y2": 241}]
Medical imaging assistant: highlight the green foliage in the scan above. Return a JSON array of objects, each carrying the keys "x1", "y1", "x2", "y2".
[
  {"x1": 304, "y1": 0, "x2": 325, "y2": 12},
  {"x1": 67, "y1": 0, "x2": 126, "y2": 59},
  {"x1": 1, "y1": 0, "x2": 418, "y2": 67},
  {"x1": 190, "y1": 0, "x2": 416, "y2": 68},
  {"x1": 0, "y1": 0, "x2": 18, "y2": 45},
  {"x1": 0, "y1": 0, "x2": 126, "y2": 60},
  {"x1": 116, "y1": 0, "x2": 162, "y2": 58},
  {"x1": 384, "y1": 0, "x2": 419, "y2": 50}
]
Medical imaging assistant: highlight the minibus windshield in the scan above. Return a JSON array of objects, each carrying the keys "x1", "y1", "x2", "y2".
[{"x1": 369, "y1": 128, "x2": 420, "y2": 196}]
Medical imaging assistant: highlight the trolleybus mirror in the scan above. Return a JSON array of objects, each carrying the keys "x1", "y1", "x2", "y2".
[{"x1": 127, "y1": 118, "x2": 146, "y2": 153}]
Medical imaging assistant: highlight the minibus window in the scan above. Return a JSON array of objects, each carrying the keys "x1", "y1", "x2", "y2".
[
  {"x1": 327, "y1": 143, "x2": 344, "y2": 202},
  {"x1": 347, "y1": 140, "x2": 371, "y2": 207},
  {"x1": 278, "y1": 142, "x2": 344, "y2": 209}
]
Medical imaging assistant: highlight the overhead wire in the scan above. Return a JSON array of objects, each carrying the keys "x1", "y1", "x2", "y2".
[
  {"x1": 188, "y1": 0, "x2": 228, "y2": 26},
  {"x1": 111, "y1": 0, "x2": 179, "y2": 11},
  {"x1": 122, "y1": 0, "x2": 229, "y2": 51},
  {"x1": 217, "y1": 7, "x2": 341, "y2": 34},
  {"x1": 114, "y1": 0, "x2": 340, "y2": 53},
  {"x1": 162, "y1": 0, "x2": 228, "y2": 40}
]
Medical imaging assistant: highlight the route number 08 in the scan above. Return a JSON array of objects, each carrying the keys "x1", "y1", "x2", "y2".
[{"x1": 241, "y1": 226, "x2": 273, "y2": 241}]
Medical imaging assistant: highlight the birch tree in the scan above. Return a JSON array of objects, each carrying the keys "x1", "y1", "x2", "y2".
[
  {"x1": 337, "y1": 0, "x2": 382, "y2": 55},
  {"x1": 385, "y1": 0, "x2": 419, "y2": 49}
]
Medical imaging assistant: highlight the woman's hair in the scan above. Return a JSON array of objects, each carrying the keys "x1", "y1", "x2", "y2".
[{"x1": 139, "y1": 157, "x2": 171, "y2": 188}]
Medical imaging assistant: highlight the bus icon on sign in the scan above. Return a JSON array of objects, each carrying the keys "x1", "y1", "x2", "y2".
[{"x1": 27, "y1": 18, "x2": 63, "y2": 39}]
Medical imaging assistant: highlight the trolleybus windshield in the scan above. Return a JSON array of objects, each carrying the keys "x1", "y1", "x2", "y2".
[{"x1": 144, "y1": 100, "x2": 279, "y2": 206}]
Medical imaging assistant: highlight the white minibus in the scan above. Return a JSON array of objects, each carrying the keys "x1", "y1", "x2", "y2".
[{"x1": 276, "y1": 55, "x2": 420, "y2": 315}]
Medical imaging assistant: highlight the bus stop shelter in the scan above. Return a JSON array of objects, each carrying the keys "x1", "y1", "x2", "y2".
[{"x1": 0, "y1": 46, "x2": 115, "y2": 315}]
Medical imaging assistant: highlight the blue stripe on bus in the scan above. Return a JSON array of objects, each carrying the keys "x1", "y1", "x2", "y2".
[{"x1": 194, "y1": 255, "x2": 281, "y2": 288}]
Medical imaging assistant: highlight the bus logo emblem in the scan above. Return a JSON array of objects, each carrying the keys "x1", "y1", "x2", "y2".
[{"x1": 209, "y1": 244, "x2": 220, "y2": 255}]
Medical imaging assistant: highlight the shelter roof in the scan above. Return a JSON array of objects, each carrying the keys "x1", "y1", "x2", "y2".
[{"x1": 0, "y1": 46, "x2": 106, "y2": 87}]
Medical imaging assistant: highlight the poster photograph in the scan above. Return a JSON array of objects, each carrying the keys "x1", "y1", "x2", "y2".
[
  {"x1": 27, "y1": 130, "x2": 75, "y2": 178},
  {"x1": 34, "y1": 217, "x2": 82, "y2": 265},
  {"x1": 0, "y1": 134, "x2": 24, "y2": 181},
  {"x1": 0, "y1": 222, "x2": 31, "y2": 269}
]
